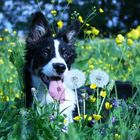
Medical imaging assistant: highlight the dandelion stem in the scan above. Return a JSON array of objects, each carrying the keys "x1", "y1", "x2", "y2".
[
  {"x1": 75, "y1": 88, "x2": 81, "y2": 116},
  {"x1": 98, "y1": 97, "x2": 105, "y2": 115},
  {"x1": 97, "y1": 88, "x2": 99, "y2": 112},
  {"x1": 83, "y1": 98, "x2": 85, "y2": 115}
]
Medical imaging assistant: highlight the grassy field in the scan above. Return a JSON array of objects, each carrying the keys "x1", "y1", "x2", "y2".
[{"x1": 0, "y1": 27, "x2": 140, "y2": 140}]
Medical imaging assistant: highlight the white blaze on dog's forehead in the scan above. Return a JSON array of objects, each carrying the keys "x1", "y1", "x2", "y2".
[
  {"x1": 53, "y1": 39, "x2": 67, "y2": 64},
  {"x1": 54, "y1": 39, "x2": 61, "y2": 58}
]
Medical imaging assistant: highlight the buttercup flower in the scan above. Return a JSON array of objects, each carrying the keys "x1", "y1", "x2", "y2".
[
  {"x1": 90, "y1": 84, "x2": 97, "y2": 89},
  {"x1": 115, "y1": 133, "x2": 121, "y2": 140},
  {"x1": 10, "y1": 42, "x2": 15, "y2": 46},
  {"x1": 4, "y1": 28, "x2": 9, "y2": 32},
  {"x1": 8, "y1": 49, "x2": 12, "y2": 53},
  {"x1": 78, "y1": 16, "x2": 84, "y2": 23},
  {"x1": 115, "y1": 34, "x2": 124, "y2": 44},
  {"x1": 100, "y1": 91, "x2": 107, "y2": 98},
  {"x1": 67, "y1": 0, "x2": 73, "y2": 4},
  {"x1": 84, "y1": 30, "x2": 92, "y2": 35},
  {"x1": 105, "y1": 102, "x2": 112, "y2": 110},
  {"x1": 13, "y1": 31, "x2": 17, "y2": 34},
  {"x1": 93, "y1": 114, "x2": 102, "y2": 121},
  {"x1": 89, "y1": 69, "x2": 109, "y2": 88},
  {"x1": 84, "y1": 115, "x2": 92, "y2": 121},
  {"x1": 73, "y1": 116, "x2": 82, "y2": 121},
  {"x1": 51, "y1": 10, "x2": 57, "y2": 16},
  {"x1": 57, "y1": 20, "x2": 63, "y2": 29},
  {"x1": 15, "y1": 93, "x2": 20, "y2": 98},
  {"x1": 130, "y1": 29, "x2": 140, "y2": 40},
  {"x1": 99, "y1": 8, "x2": 104, "y2": 13},
  {"x1": 127, "y1": 39, "x2": 133, "y2": 46},
  {"x1": 89, "y1": 96, "x2": 96, "y2": 103},
  {"x1": 91, "y1": 27, "x2": 100, "y2": 35},
  {"x1": 0, "y1": 37, "x2": 3, "y2": 41},
  {"x1": 0, "y1": 90, "x2": 3, "y2": 96},
  {"x1": 64, "y1": 69, "x2": 86, "y2": 89}
]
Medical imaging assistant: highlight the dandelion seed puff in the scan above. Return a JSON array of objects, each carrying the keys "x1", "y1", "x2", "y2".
[
  {"x1": 64, "y1": 69, "x2": 86, "y2": 89},
  {"x1": 89, "y1": 69, "x2": 109, "y2": 88}
]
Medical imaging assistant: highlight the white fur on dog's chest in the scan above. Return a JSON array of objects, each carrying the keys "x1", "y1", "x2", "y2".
[{"x1": 32, "y1": 75, "x2": 76, "y2": 124}]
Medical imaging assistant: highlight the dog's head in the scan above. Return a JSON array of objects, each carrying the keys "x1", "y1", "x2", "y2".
[{"x1": 26, "y1": 12, "x2": 80, "y2": 86}]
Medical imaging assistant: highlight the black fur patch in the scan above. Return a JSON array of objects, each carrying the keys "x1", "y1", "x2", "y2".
[{"x1": 24, "y1": 12, "x2": 80, "y2": 107}]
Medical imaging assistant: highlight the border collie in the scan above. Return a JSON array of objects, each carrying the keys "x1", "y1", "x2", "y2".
[
  {"x1": 24, "y1": 12, "x2": 80, "y2": 125},
  {"x1": 24, "y1": 12, "x2": 136, "y2": 125}
]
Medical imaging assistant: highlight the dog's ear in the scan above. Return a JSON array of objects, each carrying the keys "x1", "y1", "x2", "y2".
[
  {"x1": 65, "y1": 20, "x2": 81, "y2": 44},
  {"x1": 27, "y1": 12, "x2": 51, "y2": 43}
]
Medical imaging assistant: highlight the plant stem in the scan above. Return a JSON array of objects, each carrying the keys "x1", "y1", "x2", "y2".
[
  {"x1": 97, "y1": 88, "x2": 99, "y2": 112},
  {"x1": 98, "y1": 97, "x2": 105, "y2": 115},
  {"x1": 83, "y1": 97, "x2": 85, "y2": 115},
  {"x1": 75, "y1": 88, "x2": 81, "y2": 116}
]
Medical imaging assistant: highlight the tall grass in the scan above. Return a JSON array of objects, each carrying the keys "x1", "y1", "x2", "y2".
[{"x1": 0, "y1": 29, "x2": 140, "y2": 140}]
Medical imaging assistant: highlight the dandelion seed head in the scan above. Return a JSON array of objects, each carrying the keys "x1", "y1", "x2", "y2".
[
  {"x1": 89, "y1": 69, "x2": 109, "y2": 88},
  {"x1": 64, "y1": 69, "x2": 86, "y2": 89}
]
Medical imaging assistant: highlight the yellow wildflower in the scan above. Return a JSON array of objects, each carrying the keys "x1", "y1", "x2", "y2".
[
  {"x1": 93, "y1": 114, "x2": 102, "y2": 121},
  {"x1": 86, "y1": 23, "x2": 90, "y2": 27},
  {"x1": 7, "y1": 78, "x2": 13, "y2": 83},
  {"x1": 63, "y1": 119, "x2": 67, "y2": 124},
  {"x1": 84, "y1": 115, "x2": 92, "y2": 121},
  {"x1": 8, "y1": 49, "x2": 12, "y2": 53},
  {"x1": 89, "y1": 64, "x2": 94, "y2": 69},
  {"x1": 2, "y1": 96, "x2": 10, "y2": 102},
  {"x1": 115, "y1": 133, "x2": 121, "y2": 140},
  {"x1": 85, "y1": 30, "x2": 92, "y2": 35},
  {"x1": 99, "y1": 8, "x2": 104, "y2": 13},
  {"x1": 57, "y1": 20, "x2": 63, "y2": 29},
  {"x1": 67, "y1": 0, "x2": 73, "y2": 4},
  {"x1": 73, "y1": 116, "x2": 82, "y2": 121},
  {"x1": 13, "y1": 31, "x2": 17, "y2": 34},
  {"x1": 127, "y1": 39, "x2": 133, "y2": 46},
  {"x1": 51, "y1": 10, "x2": 57, "y2": 16},
  {"x1": 115, "y1": 34, "x2": 125, "y2": 44},
  {"x1": 78, "y1": 16, "x2": 84, "y2": 23},
  {"x1": 136, "y1": 25, "x2": 140, "y2": 34},
  {"x1": 0, "y1": 37, "x2": 3, "y2": 41},
  {"x1": 105, "y1": 102, "x2": 112, "y2": 110},
  {"x1": 0, "y1": 90, "x2": 3, "y2": 96},
  {"x1": 91, "y1": 27, "x2": 100, "y2": 35},
  {"x1": 130, "y1": 29, "x2": 140, "y2": 40},
  {"x1": 89, "y1": 96, "x2": 96, "y2": 103},
  {"x1": 100, "y1": 91, "x2": 107, "y2": 98},
  {"x1": 15, "y1": 93, "x2": 20, "y2": 98},
  {"x1": 0, "y1": 59, "x2": 4, "y2": 64},
  {"x1": 127, "y1": 32, "x2": 131, "y2": 38},
  {"x1": 4, "y1": 28, "x2": 9, "y2": 32},
  {"x1": 10, "y1": 42, "x2": 15, "y2": 46},
  {"x1": 90, "y1": 84, "x2": 97, "y2": 89}
]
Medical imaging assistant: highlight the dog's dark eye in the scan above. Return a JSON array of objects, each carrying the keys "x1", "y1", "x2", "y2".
[
  {"x1": 42, "y1": 51, "x2": 48, "y2": 57},
  {"x1": 42, "y1": 47, "x2": 50, "y2": 57},
  {"x1": 63, "y1": 52, "x2": 70, "y2": 58}
]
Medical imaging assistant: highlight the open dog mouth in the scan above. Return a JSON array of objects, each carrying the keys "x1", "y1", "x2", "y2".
[
  {"x1": 39, "y1": 72, "x2": 65, "y2": 103},
  {"x1": 39, "y1": 72, "x2": 62, "y2": 87}
]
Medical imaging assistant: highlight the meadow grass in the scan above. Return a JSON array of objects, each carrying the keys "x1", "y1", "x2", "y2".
[{"x1": 0, "y1": 29, "x2": 140, "y2": 140}]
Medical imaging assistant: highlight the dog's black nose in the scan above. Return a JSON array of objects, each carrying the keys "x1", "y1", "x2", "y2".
[{"x1": 53, "y1": 63, "x2": 66, "y2": 74}]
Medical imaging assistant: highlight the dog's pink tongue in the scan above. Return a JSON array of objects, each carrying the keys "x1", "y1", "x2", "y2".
[{"x1": 49, "y1": 80, "x2": 65, "y2": 104}]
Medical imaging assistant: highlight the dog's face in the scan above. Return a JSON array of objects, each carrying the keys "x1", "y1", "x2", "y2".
[{"x1": 25, "y1": 12, "x2": 80, "y2": 86}]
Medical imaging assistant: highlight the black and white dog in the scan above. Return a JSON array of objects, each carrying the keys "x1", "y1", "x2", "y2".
[
  {"x1": 24, "y1": 12, "x2": 136, "y2": 125},
  {"x1": 24, "y1": 12, "x2": 80, "y2": 124}
]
